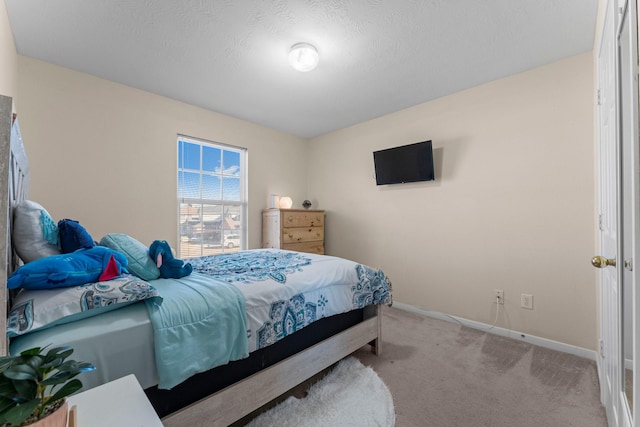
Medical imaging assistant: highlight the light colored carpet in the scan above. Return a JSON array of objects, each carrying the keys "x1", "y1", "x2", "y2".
[
  {"x1": 245, "y1": 357, "x2": 395, "y2": 427},
  {"x1": 354, "y1": 306, "x2": 608, "y2": 427}
]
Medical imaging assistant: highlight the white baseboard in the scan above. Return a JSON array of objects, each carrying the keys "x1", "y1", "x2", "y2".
[{"x1": 392, "y1": 302, "x2": 597, "y2": 361}]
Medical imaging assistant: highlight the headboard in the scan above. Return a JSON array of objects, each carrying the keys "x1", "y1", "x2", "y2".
[{"x1": 0, "y1": 95, "x2": 30, "y2": 356}]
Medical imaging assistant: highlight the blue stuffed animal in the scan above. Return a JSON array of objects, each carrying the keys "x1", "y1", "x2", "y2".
[
  {"x1": 148, "y1": 240, "x2": 192, "y2": 279},
  {"x1": 7, "y1": 246, "x2": 128, "y2": 290}
]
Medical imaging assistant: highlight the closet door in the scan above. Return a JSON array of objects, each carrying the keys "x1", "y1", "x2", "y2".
[
  {"x1": 617, "y1": 0, "x2": 640, "y2": 423},
  {"x1": 595, "y1": 1, "x2": 640, "y2": 426},
  {"x1": 596, "y1": 0, "x2": 624, "y2": 425}
]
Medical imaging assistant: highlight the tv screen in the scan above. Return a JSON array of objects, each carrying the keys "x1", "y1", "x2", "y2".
[{"x1": 373, "y1": 140, "x2": 435, "y2": 185}]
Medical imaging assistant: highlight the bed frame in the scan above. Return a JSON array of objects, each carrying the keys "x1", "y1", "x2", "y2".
[
  {"x1": 0, "y1": 94, "x2": 383, "y2": 426},
  {"x1": 0, "y1": 95, "x2": 29, "y2": 358},
  {"x1": 160, "y1": 305, "x2": 381, "y2": 426}
]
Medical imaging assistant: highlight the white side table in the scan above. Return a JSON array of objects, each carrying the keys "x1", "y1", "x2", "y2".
[{"x1": 66, "y1": 374, "x2": 163, "y2": 427}]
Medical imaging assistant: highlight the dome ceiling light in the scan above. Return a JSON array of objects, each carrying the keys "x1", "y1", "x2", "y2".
[{"x1": 288, "y1": 42, "x2": 319, "y2": 72}]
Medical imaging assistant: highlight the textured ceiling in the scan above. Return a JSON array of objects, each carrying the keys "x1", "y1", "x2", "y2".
[{"x1": 5, "y1": 0, "x2": 598, "y2": 139}]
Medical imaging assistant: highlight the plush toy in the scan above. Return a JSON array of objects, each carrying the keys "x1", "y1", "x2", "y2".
[
  {"x1": 149, "y1": 240, "x2": 192, "y2": 279},
  {"x1": 7, "y1": 246, "x2": 128, "y2": 290},
  {"x1": 58, "y1": 218, "x2": 96, "y2": 253}
]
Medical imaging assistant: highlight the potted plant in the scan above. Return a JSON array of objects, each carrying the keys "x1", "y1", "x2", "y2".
[{"x1": 0, "y1": 346, "x2": 95, "y2": 427}]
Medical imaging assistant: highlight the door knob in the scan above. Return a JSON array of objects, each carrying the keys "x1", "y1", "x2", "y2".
[{"x1": 592, "y1": 256, "x2": 616, "y2": 268}]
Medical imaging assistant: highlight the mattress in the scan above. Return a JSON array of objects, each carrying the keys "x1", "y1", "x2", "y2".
[{"x1": 10, "y1": 301, "x2": 159, "y2": 390}]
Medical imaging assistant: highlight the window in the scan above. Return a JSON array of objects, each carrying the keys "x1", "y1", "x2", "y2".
[{"x1": 177, "y1": 135, "x2": 247, "y2": 258}]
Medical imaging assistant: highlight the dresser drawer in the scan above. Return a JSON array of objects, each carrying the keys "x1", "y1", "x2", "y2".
[
  {"x1": 282, "y1": 227, "x2": 324, "y2": 244},
  {"x1": 283, "y1": 211, "x2": 324, "y2": 228},
  {"x1": 283, "y1": 242, "x2": 325, "y2": 255},
  {"x1": 262, "y1": 209, "x2": 325, "y2": 255}
]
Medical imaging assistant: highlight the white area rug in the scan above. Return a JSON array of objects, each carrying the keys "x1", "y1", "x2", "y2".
[{"x1": 246, "y1": 357, "x2": 395, "y2": 427}]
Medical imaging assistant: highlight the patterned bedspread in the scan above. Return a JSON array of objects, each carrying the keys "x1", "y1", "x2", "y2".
[{"x1": 187, "y1": 249, "x2": 392, "y2": 353}]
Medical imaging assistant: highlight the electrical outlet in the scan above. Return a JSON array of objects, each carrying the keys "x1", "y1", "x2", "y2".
[
  {"x1": 494, "y1": 289, "x2": 504, "y2": 305},
  {"x1": 521, "y1": 293, "x2": 533, "y2": 310}
]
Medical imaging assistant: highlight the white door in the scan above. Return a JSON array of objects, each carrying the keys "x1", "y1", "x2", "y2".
[
  {"x1": 597, "y1": 1, "x2": 640, "y2": 426},
  {"x1": 597, "y1": 0, "x2": 622, "y2": 425},
  {"x1": 618, "y1": 0, "x2": 640, "y2": 422},
  {"x1": 619, "y1": 0, "x2": 639, "y2": 425}
]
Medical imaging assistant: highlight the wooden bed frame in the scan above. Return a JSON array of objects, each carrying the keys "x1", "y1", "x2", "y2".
[
  {"x1": 0, "y1": 94, "x2": 383, "y2": 426},
  {"x1": 0, "y1": 95, "x2": 29, "y2": 358}
]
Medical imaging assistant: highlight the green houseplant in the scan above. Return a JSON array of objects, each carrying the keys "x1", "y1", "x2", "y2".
[{"x1": 0, "y1": 346, "x2": 95, "y2": 427}]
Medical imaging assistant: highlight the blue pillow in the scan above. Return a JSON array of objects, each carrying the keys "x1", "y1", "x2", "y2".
[
  {"x1": 7, "y1": 246, "x2": 128, "y2": 290},
  {"x1": 58, "y1": 219, "x2": 95, "y2": 253},
  {"x1": 99, "y1": 234, "x2": 160, "y2": 281}
]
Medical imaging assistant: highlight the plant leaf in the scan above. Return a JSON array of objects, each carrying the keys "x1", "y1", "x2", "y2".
[
  {"x1": 4, "y1": 364, "x2": 37, "y2": 381},
  {"x1": 44, "y1": 347, "x2": 72, "y2": 362},
  {"x1": 56, "y1": 360, "x2": 83, "y2": 371},
  {"x1": 0, "y1": 357, "x2": 19, "y2": 373},
  {"x1": 0, "y1": 396, "x2": 15, "y2": 413},
  {"x1": 40, "y1": 371, "x2": 77, "y2": 386},
  {"x1": 25, "y1": 355, "x2": 44, "y2": 372},
  {"x1": 0, "y1": 378, "x2": 17, "y2": 397},
  {"x1": 47, "y1": 379, "x2": 82, "y2": 402},
  {"x1": 12, "y1": 378, "x2": 37, "y2": 401},
  {"x1": 19, "y1": 347, "x2": 43, "y2": 356},
  {"x1": 76, "y1": 362, "x2": 96, "y2": 373},
  {"x1": 40, "y1": 357, "x2": 63, "y2": 371},
  {"x1": 2, "y1": 398, "x2": 39, "y2": 425}
]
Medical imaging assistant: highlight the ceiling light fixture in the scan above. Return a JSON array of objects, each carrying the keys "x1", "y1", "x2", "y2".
[{"x1": 289, "y1": 42, "x2": 319, "y2": 72}]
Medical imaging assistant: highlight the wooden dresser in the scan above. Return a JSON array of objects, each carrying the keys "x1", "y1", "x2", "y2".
[{"x1": 262, "y1": 209, "x2": 325, "y2": 255}]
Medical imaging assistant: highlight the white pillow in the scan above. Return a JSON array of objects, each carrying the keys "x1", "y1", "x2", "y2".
[
  {"x1": 12, "y1": 200, "x2": 61, "y2": 263},
  {"x1": 7, "y1": 274, "x2": 161, "y2": 337}
]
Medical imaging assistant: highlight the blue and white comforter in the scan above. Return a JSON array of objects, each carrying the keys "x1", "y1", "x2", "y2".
[
  {"x1": 187, "y1": 249, "x2": 392, "y2": 353},
  {"x1": 145, "y1": 273, "x2": 248, "y2": 389}
]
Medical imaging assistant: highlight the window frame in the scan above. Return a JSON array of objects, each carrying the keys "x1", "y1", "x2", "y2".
[{"x1": 177, "y1": 134, "x2": 248, "y2": 258}]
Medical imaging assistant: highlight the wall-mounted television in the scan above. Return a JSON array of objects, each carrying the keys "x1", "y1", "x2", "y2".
[{"x1": 373, "y1": 140, "x2": 435, "y2": 185}]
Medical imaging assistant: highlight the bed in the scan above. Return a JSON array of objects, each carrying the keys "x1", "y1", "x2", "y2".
[{"x1": 0, "y1": 95, "x2": 393, "y2": 426}]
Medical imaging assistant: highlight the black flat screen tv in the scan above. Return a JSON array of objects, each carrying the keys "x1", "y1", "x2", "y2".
[{"x1": 373, "y1": 140, "x2": 435, "y2": 185}]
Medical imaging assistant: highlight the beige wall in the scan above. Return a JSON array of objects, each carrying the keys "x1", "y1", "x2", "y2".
[
  {"x1": 308, "y1": 52, "x2": 596, "y2": 350},
  {"x1": 15, "y1": 47, "x2": 596, "y2": 350},
  {"x1": 16, "y1": 56, "x2": 308, "y2": 250},
  {"x1": 0, "y1": 0, "x2": 17, "y2": 105}
]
